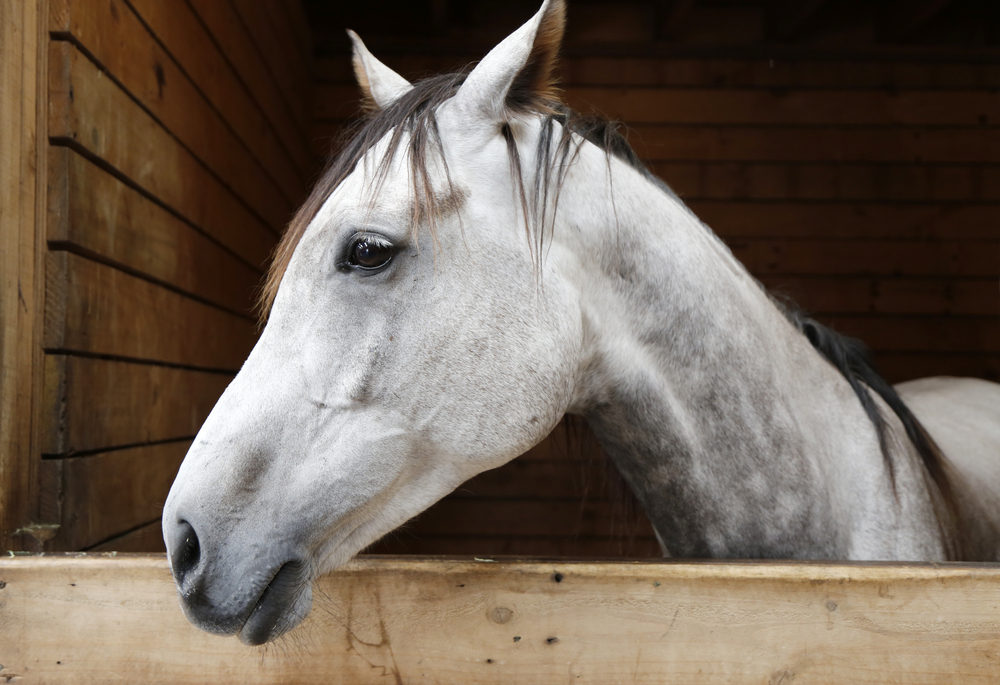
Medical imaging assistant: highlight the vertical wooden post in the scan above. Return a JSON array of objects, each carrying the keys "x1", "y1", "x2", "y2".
[{"x1": 0, "y1": 0, "x2": 48, "y2": 552}]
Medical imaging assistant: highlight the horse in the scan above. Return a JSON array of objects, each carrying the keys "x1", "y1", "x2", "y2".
[{"x1": 162, "y1": 0, "x2": 1000, "y2": 646}]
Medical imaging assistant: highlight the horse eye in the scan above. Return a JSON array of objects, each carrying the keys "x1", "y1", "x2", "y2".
[{"x1": 348, "y1": 236, "x2": 394, "y2": 270}]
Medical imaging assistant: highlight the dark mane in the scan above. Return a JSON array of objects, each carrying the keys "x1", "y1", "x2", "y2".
[{"x1": 260, "y1": 70, "x2": 960, "y2": 557}]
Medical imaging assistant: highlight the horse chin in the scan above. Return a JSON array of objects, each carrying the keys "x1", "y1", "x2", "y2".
[{"x1": 236, "y1": 560, "x2": 313, "y2": 646}]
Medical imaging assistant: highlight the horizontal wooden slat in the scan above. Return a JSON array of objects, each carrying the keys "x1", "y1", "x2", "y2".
[
  {"x1": 126, "y1": 0, "x2": 307, "y2": 202},
  {"x1": 760, "y1": 276, "x2": 997, "y2": 317},
  {"x1": 2, "y1": 556, "x2": 999, "y2": 683},
  {"x1": 691, "y1": 201, "x2": 999, "y2": 240},
  {"x1": 315, "y1": 84, "x2": 1000, "y2": 126},
  {"x1": 564, "y1": 87, "x2": 1000, "y2": 127},
  {"x1": 628, "y1": 125, "x2": 1000, "y2": 163},
  {"x1": 40, "y1": 441, "x2": 187, "y2": 550},
  {"x1": 820, "y1": 316, "x2": 999, "y2": 354},
  {"x1": 47, "y1": 41, "x2": 275, "y2": 269},
  {"x1": 401, "y1": 499, "x2": 655, "y2": 538},
  {"x1": 369, "y1": 534, "x2": 662, "y2": 558},
  {"x1": 454, "y1": 459, "x2": 621, "y2": 500},
  {"x1": 47, "y1": 147, "x2": 262, "y2": 316},
  {"x1": 229, "y1": 0, "x2": 312, "y2": 138},
  {"x1": 730, "y1": 239, "x2": 998, "y2": 278},
  {"x1": 655, "y1": 161, "x2": 1000, "y2": 202},
  {"x1": 876, "y1": 352, "x2": 1000, "y2": 384},
  {"x1": 89, "y1": 522, "x2": 167, "y2": 553},
  {"x1": 316, "y1": 55, "x2": 1000, "y2": 90},
  {"x1": 49, "y1": 0, "x2": 293, "y2": 229},
  {"x1": 44, "y1": 252, "x2": 257, "y2": 370},
  {"x1": 186, "y1": 0, "x2": 313, "y2": 177},
  {"x1": 42, "y1": 355, "x2": 229, "y2": 455}
]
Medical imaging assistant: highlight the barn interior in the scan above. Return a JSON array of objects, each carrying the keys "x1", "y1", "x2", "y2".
[{"x1": 1, "y1": 0, "x2": 996, "y2": 560}]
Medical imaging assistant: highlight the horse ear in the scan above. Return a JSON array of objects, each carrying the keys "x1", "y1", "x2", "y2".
[
  {"x1": 452, "y1": 0, "x2": 565, "y2": 121},
  {"x1": 347, "y1": 30, "x2": 412, "y2": 111}
]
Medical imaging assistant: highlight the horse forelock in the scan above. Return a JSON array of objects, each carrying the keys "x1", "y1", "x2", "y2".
[{"x1": 257, "y1": 68, "x2": 660, "y2": 323}]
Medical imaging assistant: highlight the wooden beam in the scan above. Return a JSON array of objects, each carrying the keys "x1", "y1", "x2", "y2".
[
  {"x1": 882, "y1": 0, "x2": 957, "y2": 42},
  {"x1": 768, "y1": 0, "x2": 833, "y2": 41},
  {"x1": 1, "y1": 556, "x2": 999, "y2": 683},
  {"x1": 653, "y1": 0, "x2": 697, "y2": 41},
  {"x1": 0, "y1": 0, "x2": 47, "y2": 552}
]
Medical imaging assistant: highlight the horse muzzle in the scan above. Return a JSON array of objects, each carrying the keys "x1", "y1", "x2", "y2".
[{"x1": 164, "y1": 517, "x2": 313, "y2": 645}]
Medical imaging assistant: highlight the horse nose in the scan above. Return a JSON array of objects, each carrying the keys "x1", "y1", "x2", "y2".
[{"x1": 167, "y1": 519, "x2": 202, "y2": 586}]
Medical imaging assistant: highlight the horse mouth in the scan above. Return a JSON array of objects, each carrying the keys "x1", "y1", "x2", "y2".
[{"x1": 237, "y1": 560, "x2": 309, "y2": 646}]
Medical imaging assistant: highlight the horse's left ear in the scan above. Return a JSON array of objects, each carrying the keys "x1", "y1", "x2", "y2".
[
  {"x1": 452, "y1": 0, "x2": 565, "y2": 121},
  {"x1": 348, "y1": 30, "x2": 413, "y2": 111}
]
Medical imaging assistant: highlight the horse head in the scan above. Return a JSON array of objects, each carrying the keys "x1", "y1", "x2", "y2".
[{"x1": 162, "y1": 0, "x2": 588, "y2": 645}]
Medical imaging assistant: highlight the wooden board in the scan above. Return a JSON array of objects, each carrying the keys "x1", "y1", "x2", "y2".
[
  {"x1": 48, "y1": 0, "x2": 294, "y2": 228},
  {"x1": 755, "y1": 275, "x2": 997, "y2": 317},
  {"x1": 41, "y1": 354, "x2": 230, "y2": 455},
  {"x1": 654, "y1": 161, "x2": 998, "y2": 202},
  {"x1": 316, "y1": 55, "x2": 1000, "y2": 90},
  {"x1": 368, "y1": 534, "x2": 663, "y2": 558},
  {"x1": 47, "y1": 40, "x2": 276, "y2": 269},
  {"x1": 1, "y1": 555, "x2": 998, "y2": 683},
  {"x1": 38, "y1": 441, "x2": 188, "y2": 550},
  {"x1": 47, "y1": 147, "x2": 263, "y2": 316},
  {"x1": 690, "y1": 201, "x2": 1000, "y2": 241},
  {"x1": 315, "y1": 84, "x2": 1000, "y2": 126},
  {"x1": 875, "y1": 352, "x2": 1000, "y2": 385},
  {"x1": 628, "y1": 125, "x2": 1000, "y2": 164},
  {"x1": 187, "y1": 0, "x2": 313, "y2": 175},
  {"x1": 44, "y1": 252, "x2": 257, "y2": 371},
  {"x1": 728, "y1": 239, "x2": 998, "y2": 278},
  {"x1": 0, "y1": 0, "x2": 46, "y2": 551},
  {"x1": 126, "y1": 0, "x2": 307, "y2": 201}
]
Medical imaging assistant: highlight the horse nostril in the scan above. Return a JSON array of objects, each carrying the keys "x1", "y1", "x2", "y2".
[{"x1": 171, "y1": 520, "x2": 201, "y2": 583}]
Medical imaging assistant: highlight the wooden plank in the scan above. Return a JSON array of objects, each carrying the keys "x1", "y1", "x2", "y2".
[
  {"x1": 729, "y1": 239, "x2": 998, "y2": 278},
  {"x1": 559, "y1": 87, "x2": 1000, "y2": 126},
  {"x1": 454, "y1": 459, "x2": 622, "y2": 500},
  {"x1": 876, "y1": 352, "x2": 1000, "y2": 384},
  {"x1": 0, "y1": 0, "x2": 46, "y2": 552},
  {"x1": 399, "y1": 499, "x2": 655, "y2": 538},
  {"x1": 690, "y1": 201, "x2": 1000, "y2": 240},
  {"x1": 757, "y1": 275, "x2": 998, "y2": 317},
  {"x1": 48, "y1": 40, "x2": 276, "y2": 269},
  {"x1": 47, "y1": 147, "x2": 263, "y2": 316},
  {"x1": 186, "y1": 0, "x2": 313, "y2": 176},
  {"x1": 48, "y1": 0, "x2": 293, "y2": 229},
  {"x1": 88, "y1": 521, "x2": 166, "y2": 553},
  {"x1": 126, "y1": 0, "x2": 307, "y2": 203},
  {"x1": 229, "y1": 0, "x2": 312, "y2": 138},
  {"x1": 653, "y1": 161, "x2": 997, "y2": 202},
  {"x1": 316, "y1": 55, "x2": 1000, "y2": 90},
  {"x1": 2, "y1": 556, "x2": 999, "y2": 683},
  {"x1": 628, "y1": 125, "x2": 1000, "y2": 163},
  {"x1": 315, "y1": 84, "x2": 1000, "y2": 126},
  {"x1": 818, "y1": 315, "x2": 1000, "y2": 354},
  {"x1": 41, "y1": 355, "x2": 230, "y2": 455},
  {"x1": 41, "y1": 441, "x2": 188, "y2": 551},
  {"x1": 369, "y1": 534, "x2": 663, "y2": 558},
  {"x1": 44, "y1": 252, "x2": 257, "y2": 371}
]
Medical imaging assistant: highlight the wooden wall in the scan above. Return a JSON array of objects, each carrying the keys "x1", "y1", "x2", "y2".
[
  {"x1": 2, "y1": 0, "x2": 315, "y2": 554},
  {"x1": 310, "y1": 4, "x2": 1000, "y2": 559}
]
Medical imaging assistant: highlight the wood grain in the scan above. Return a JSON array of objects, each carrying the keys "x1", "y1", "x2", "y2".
[
  {"x1": 1, "y1": 555, "x2": 998, "y2": 683},
  {"x1": 126, "y1": 0, "x2": 307, "y2": 202},
  {"x1": 0, "y1": 0, "x2": 47, "y2": 552},
  {"x1": 47, "y1": 146, "x2": 263, "y2": 316},
  {"x1": 44, "y1": 252, "x2": 257, "y2": 371},
  {"x1": 691, "y1": 201, "x2": 1000, "y2": 241},
  {"x1": 315, "y1": 84, "x2": 1000, "y2": 126},
  {"x1": 186, "y1": 0, "x2": 313, "y2": 175},
  {"x1": 48, "y1": 0, "x2": 293, "y2": 228},
  {"x1": 40, "y1": 441, "x2": 188, "y2": 550},
  {"x1": 41, "y1": 354, "x2": 230, "y2": 455},
  {"x1": 47, "y1": 40, "x2": 276, "y2": 270}
]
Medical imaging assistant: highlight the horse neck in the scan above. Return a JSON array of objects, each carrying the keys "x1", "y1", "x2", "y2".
[{"x1": 557, "y1": 149, "x2": 944, "y2": 560}]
